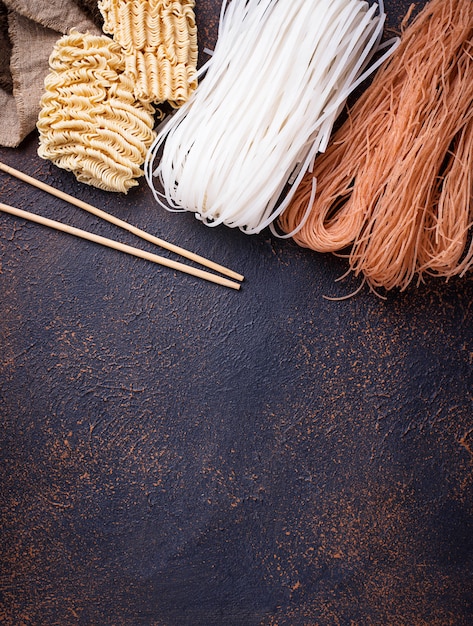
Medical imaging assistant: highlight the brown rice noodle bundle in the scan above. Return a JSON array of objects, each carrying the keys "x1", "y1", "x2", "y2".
[
  {"x1": 279, "y1": 0, "x2": 473, "y2": 291},
  {"x1": 98, "y1": 0, "x2": 198, "y2": 105},
  {"x1": 37, "y1": 32, "x2": 157, "y2": 193}
]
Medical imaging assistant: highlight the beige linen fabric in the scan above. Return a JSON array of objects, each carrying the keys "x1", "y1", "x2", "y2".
[{"x1": 0, "y1": 0, "x2": 102, "y2": 147}]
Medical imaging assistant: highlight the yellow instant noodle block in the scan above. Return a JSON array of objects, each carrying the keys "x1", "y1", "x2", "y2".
[
  {"x1": 98, "y1": 0, "x2": 198, "y2": 105},
  {"x1": 37, "y1": 32, "x2": 157, "y2": 193}
]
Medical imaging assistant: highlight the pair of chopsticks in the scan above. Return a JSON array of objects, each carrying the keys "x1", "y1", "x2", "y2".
[{"x1": 0, "y1": 162, "x2": 244, "y2": 290}]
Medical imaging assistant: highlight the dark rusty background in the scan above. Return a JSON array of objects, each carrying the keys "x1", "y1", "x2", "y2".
[{"x1": 1, "y1": 1, "x2": 473, "y2": 624}]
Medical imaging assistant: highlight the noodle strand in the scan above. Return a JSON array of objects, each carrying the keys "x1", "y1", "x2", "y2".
[
  {"x1": 279, "y1": 0, "x2": 473, "y2": 291},
  {"x1": 145, "y1": 0, "x2": 398, "y2": 234}
]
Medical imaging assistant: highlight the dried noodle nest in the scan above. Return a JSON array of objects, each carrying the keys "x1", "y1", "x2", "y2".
[
  {"x1": 98, "y1": 0, "x2": 198, "y2": 104},
  {"x1": 37, "y1": 32, "x2": 157, "y2": 193}
]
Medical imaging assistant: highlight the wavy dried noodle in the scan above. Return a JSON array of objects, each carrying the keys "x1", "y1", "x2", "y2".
[
  {"x1": 37, "y1": 32, "x2": 157, "y2": 193},
  {"x1": 98, "y1": 0, "x2": 198, "y2": 105},
  {"x1": 279, "y1": 0, "x2": 473, "y2": 292}
]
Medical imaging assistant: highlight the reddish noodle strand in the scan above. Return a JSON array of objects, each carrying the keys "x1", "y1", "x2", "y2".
[{"x1": 279, "y1": 0, "x2": 473, "y2": 291}]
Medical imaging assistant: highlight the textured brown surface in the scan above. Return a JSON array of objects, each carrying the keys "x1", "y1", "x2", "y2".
[
  {"x1": 71, "y1": 0, "x2": 104, "y2": 26},
  {"x1": 0, "y1": 3, "x2": 12, "y2": 93},
  {"x1": 0, "y1": 0, "x2": 101, "y2": 148},
  {"x1": 1, "y1": 1, "x2": 473, "y2": 625}
]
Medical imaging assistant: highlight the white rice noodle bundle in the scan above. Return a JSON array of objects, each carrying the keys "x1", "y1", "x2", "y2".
[{"x1": 145, "y1": 0, "x2": 398, "y2": 234}]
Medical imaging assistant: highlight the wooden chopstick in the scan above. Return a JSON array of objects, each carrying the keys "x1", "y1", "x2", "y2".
[
  {"x1": 0, "y1": 202, "x2": 241, "y2": 290},
  {"x1": 0, "y1": 161, "x2": 244, "y2": 282}
]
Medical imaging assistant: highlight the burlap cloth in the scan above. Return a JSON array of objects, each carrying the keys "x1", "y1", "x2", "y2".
[{"x1": 0, "y1": 0, "x2": 103, "y2": 147}]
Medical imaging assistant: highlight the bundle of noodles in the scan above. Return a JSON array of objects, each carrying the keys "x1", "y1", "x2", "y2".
[
  {"x1": 145, "y1": 0, "x2": 398, "y2": 234},
  {"x1": 37, "y1": 32, "x2": 157, "y2": 193},
  {"x1": 98, "y1": 0, "x2": 198, "y2": 104},
  {"x1": 279, "y1": 0, "x2": 473, "y2": 291}
]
